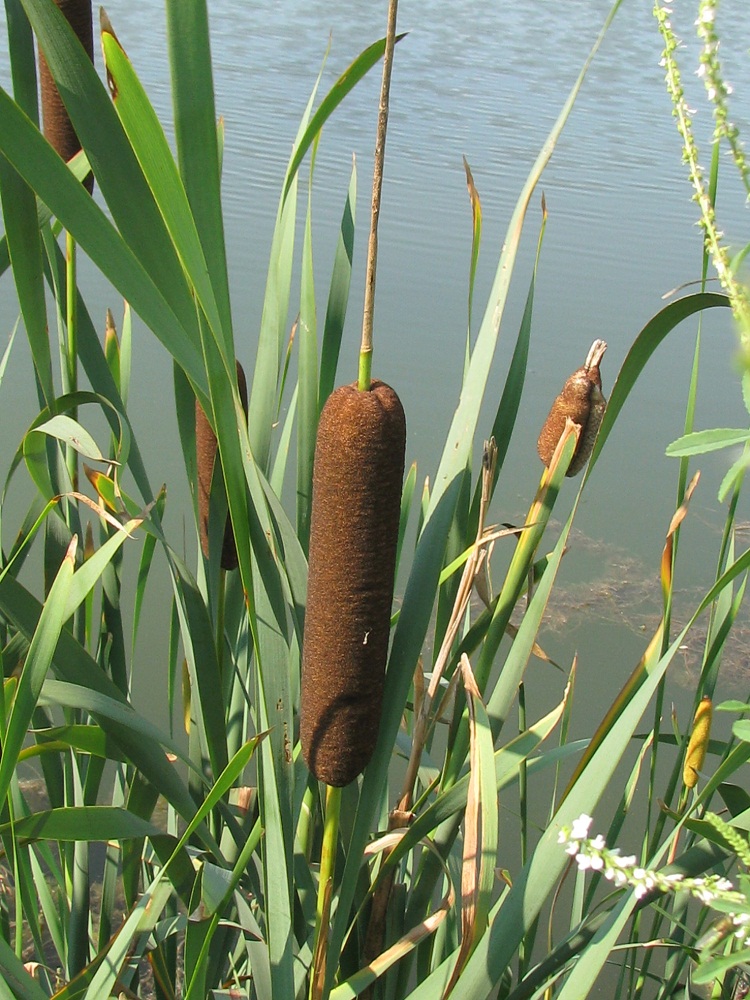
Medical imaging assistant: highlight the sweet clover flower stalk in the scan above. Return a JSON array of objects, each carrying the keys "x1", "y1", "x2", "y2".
[
  {"x1": 654, "y1": 2, "x2": 750, "y2": 339},
  {"x1": 559, "y1": 814, "x2": 750, "y2": 979}
]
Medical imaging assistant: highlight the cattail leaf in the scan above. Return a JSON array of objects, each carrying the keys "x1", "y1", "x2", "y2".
[
  {"x1": 297, "y1": 148, "x2": 320, "y2": 552},
  {"x1": 283, "y1": 33, "x2": 406, "y2": 201},
  {"x1": 470, "y1": 198, "x2": 546, "y2": 529},
  {"x1": 0, "y1": 84, "x2": 206, "y2": 387},
  {"x1": 330, "y1": 837, "x2": 454, "y2": 1000},
  {"x1": 18, "y1": 0, "x2": 201, "y2": 340},
  {"x1": 462, "y1": 156, "x2": 483, "y2": 346},
  {"x1": 39, "y1": 679, "x2": 186, "y2": 768},
  {"x1": 0, "y1": 537, "x2": 76, "y2": 807},
  {"x1": 396, "y1": 460, "x2": 418, "y2": 580},
  {"x1": 376, "y1": 697, "x2": 569, "y2": 879},
  {"x1": 165, "y1": 0, "x2": 232, "y2": 345},
  {"x1": 0, "y1": 571, "x2": 215, "y2": 849},
  {"x1": 31, "y1": 413, "x2": 106, "y2": 462},
  {"x1": 0, "y1": 154, "x2": 54, "y2": 406},
  {"x1": 0, "y1": 805, "x2": 161, "y2": 843},
  {"x1": 270, "y1": 384, "x2": 298, "y2": 498},
  {"x1": 444, "y1": 423, "x2": 578, "y2": 787},
  {"x1": 167, "y1": 550, "x2": 228, "y2": 781},
  {"x1": 80, "y1": 738, "x2": 262, "y2": 999},
  {"x1": 319, "y1": 160, "x2": 357, "y2": 408},
  {"x1": 248, "y1": 61, "x2": 318, "y2": 475},
  {"x1": 100, "y1": 19, "x2": 228, "y2": 359},
  {"x1": 586, "y1": 292, "x2": 731, "y2": 479},
  {"x1": 0, "y1": 936, "x2": 48, "y2": 1000},
  {"x1": 447, "y1": 657, "x2": 498, "y2": 992},
  {"x1": 20, "y1": 723, "x2": 125, "y2": 763},
  {"x1": 413, "y1": 548, "x2": 750, "y2": 1000}
]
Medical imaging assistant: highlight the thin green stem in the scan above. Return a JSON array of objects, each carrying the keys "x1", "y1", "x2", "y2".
[{"x1": 310, "y1": 783, "x2": 342, "y2": 1000}]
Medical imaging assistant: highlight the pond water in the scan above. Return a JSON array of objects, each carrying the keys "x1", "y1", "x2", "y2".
[{"x1": 2, "y1": 0, "x2": 750, "y2": 814}]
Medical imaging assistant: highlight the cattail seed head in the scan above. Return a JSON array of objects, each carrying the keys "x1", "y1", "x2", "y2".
[
  {"x1": 38, "y1": 0, "x2": 94, "y2": 193},
  {"x1": 300, "y1": 380, "x2": 406, "y2": 787},
  {"x1": 195, "y1": 361, "x2": 248, "y2": 570},
  {"x1": 537, "y1": 339, "x2": 607, "y2": 476},
  {"x1": 683, "y1": 696, "x2": 712, "y2": 789}
]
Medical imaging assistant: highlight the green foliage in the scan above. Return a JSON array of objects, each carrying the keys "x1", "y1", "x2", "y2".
[{"x1": 0, "y1": 0, "x2": 746, "y2": 998}]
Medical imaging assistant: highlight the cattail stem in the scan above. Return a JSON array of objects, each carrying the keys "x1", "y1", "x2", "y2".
[
  {"x1": 359, "y1": 0, "x2": 399, "y2": 390},
  {"x1": 309, "y1": 784, "x2": 341, "y2": 1000}
]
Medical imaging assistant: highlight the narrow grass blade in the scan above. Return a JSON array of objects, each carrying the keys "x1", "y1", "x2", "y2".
[
  {"x1": 0, "y1": 86, "x2": 206, "y2": 386},
  {"x1": 297, "y1": 150, "x2": 319, "y2": 551},
  {"x1": 0, "y1": 154, "x2": 53, "y2": 406},
  {"x1": 319, "y1": 160, "x2": 357, "y2": 406},
  {"x1": 463, "y1": 156, "x2": 483, "y2": 347},
  {"x1": 80, "y1": 736, "x2": 261, "y2": 999},
  {"x1": 427, "y1": 1, "x2": 622, "y2": 527},
  {"x1": 586, "y1": 292, "x2": 731, "y2": 478},
  {"x1": 442, "y1": 658, "x2": 498, "y2": 996},
  {"x1": 18, "y1": 0, "x2": 201, "y2": 342},
  {"x1": 0, "y1": 805, "x2": 162, "y2": 842},
  {"x1": 166, "y1": 0, "x2": 232, "y2": 345},
  {"x1": 100, "y1": 17, "x2": 228, "y2": 358},
  {"x1": 0, "y1": 538, "x2": 76, "y2": 807},
  {"x1": 283, "y1": 34, "x2": 405, "y2": 201}
]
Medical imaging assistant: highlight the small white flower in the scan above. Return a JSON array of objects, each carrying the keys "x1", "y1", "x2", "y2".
[
  {"x1": 565, "y1": 842, "x2": 579, "y2": 857},
  {"x1": 591, "y1": 835, "x2": 606, "y2": 852},
  {"x1": 590, "y1": 855, "x2": 604, "y2": 871},
  {"x1": 634, "y1": 884, "x2": 649, "y2": 899},
  {"x1": 576, "y1": 853, "x2": 593, "y2": 871},
  {"x1": 571, "y1": 815, "x2": 593, "y2": 841}
]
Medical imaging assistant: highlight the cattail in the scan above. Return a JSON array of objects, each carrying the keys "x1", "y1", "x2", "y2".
[
  {"x1": 195, "y1": 361, "x2": 248, "y2": 571},
  {"x1": 38, "y1": 0, "x2": 95, "y2": 193},
  {"x1": 537, "y1": 339, "x2": 607, "y2": 477},
  {"x1": 300, "y1": 380, "x2": 406, "y2": 787},
  {"x1": 683, "y1": 696, "x2": 712, "y2": 789}
]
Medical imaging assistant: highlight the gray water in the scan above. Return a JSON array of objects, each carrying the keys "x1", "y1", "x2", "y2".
[{"x1": 3, "y1": 0, "x2": 750, "y2": 847}]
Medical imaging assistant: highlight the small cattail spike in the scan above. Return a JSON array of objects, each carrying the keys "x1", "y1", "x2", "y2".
[{"x1": 537, "y1": 339, "x2": 608, "y2": 477}]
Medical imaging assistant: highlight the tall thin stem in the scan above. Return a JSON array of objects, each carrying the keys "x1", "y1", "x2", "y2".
[
  {"x1": 309, "y1": 784, "x2": 341, "y2": 1000},
  {"x1": 358, "y1": 0, "x2": 399, "y2": 391}
]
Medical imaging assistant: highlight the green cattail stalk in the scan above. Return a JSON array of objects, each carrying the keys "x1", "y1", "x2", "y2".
[
  {"x1": 38, "y1": 0, "x2": 94, "y2": 192},
  {"x1": 300, "y1": 380, "x2": 406, "y2": 787},
  {"x1": 683, "y1": 696, "x2": 712, "y2": 789},
  {"x1": 195, "y1": 361, "x2": 248, "y2": 570},
  {"x1": 537, "y1": 339, "x2": 607, "y2": 477}
]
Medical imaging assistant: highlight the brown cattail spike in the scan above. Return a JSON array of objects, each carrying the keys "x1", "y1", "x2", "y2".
[
  {"x1": 300, "y1": 380, "x2": 406, "y2": 787},
  {"x1": 38, "y1": 0, "x2": 95, "y2": 193},
  {"x1": 537, "y1": 339, "x2": 607, "y2": 477},
  {"x1": 196, "y1": 361, "x2": 248, "y2": 570}
]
